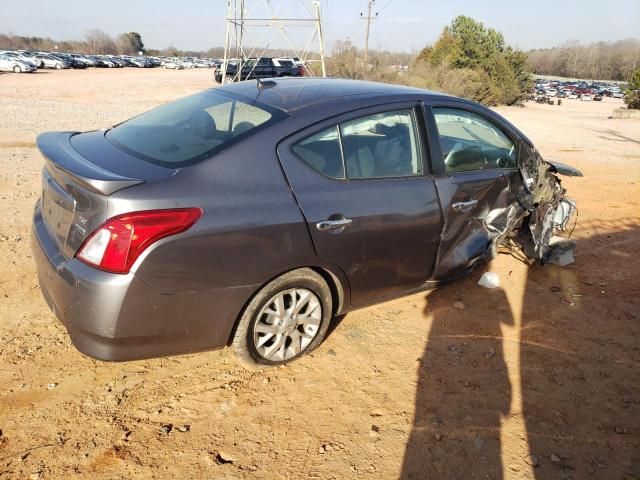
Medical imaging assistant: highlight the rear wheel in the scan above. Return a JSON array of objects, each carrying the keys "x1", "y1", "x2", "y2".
[
  {"x1": 222, "y1": 75, "x2": 234, "y2": 85},
  {"x1": 232, "y1": 268, "x2": 332, "y2": 368}
]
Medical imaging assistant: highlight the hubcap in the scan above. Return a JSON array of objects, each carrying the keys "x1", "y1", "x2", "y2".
[{"x1": 253, "y1": 288, "x2": 322, "y2": 362}]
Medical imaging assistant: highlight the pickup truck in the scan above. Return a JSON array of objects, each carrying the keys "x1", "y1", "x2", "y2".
[{"x1": 215, "y1": 57, "x2": 303, "y2": 83}]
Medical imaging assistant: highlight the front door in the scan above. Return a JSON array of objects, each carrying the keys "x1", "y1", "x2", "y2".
[
  {"x1": 277, "y1": 104, "x2": 443, "y2": 306},
  {"x1": 426, "y1": 104, "x2": 525, "y2": 279}
]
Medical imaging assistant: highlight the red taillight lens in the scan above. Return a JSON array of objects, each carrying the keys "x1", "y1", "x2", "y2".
[{"x1": 76, "y1": 208, "x2": 203, "y2": 274}]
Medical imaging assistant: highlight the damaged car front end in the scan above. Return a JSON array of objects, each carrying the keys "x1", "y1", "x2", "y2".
[
  {"x1": 429, "y1": 103, "x2": 581, "y2": 278},
  {"x1": 488, "y1": 148, "x2": 581, "y2": 265}
]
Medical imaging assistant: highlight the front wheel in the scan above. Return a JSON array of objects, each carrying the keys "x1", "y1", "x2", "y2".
[
  {"x1": 232, "y1": 268, "x2": 332, "y2": 368},
  {"x1": 13, "y1": 65, "x2": 21, "y2": 73},
  {"x1": 55, "y1": 63, "x2": 62, "y2": 70}
]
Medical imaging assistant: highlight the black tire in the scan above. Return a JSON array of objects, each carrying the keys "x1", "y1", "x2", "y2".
[{"x1": 232, "y1": 268, "x2": 332, "y2": 368}]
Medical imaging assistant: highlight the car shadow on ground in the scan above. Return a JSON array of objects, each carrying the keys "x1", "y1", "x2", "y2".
[{"x1": 400, "y1": 220, "x2": 640, "y2": 479}]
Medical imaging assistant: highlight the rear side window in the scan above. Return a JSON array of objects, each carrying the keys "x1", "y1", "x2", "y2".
[
  {"x1": 341, "y1": 110, "x2": 421, "y2": 179},
  {"x1": 292, "y1": 108, "x2": 423, "y2": 180},
  {"x1": 106, "y1": 90, "x2": 286, "y2": 167},
  {"x1": 292, "y1": 126, "x2": 345, "y2": 179},
  {"x1": 433, "y1": 108, "x2": 517, "y2": 173}
]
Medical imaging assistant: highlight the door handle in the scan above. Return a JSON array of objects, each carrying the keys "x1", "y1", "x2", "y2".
[
  {"x1": 452, "y1": 200, "x2": 478, "y2": 212},
  {"x1": 316, "y1": 218, "x2": 353, "y2": 232}
]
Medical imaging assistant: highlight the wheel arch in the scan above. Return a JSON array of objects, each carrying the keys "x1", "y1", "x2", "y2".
[{"x1": 225, "y1": 264, "x2": 350, "y2": 346}]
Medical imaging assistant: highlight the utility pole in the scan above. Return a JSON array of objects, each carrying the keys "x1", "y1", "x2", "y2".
[{"x1": 361, "y1": 0, "x2": 378, "y2": 65}]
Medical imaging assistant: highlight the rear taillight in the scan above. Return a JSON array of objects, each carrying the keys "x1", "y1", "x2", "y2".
[{"x1": 76, "y1": 208, "x2": 203, "y2": 274}]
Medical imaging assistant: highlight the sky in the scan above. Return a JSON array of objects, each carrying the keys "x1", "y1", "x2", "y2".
[{"x1": 1, "y1": 0, "x2": 639, "y2": 53}]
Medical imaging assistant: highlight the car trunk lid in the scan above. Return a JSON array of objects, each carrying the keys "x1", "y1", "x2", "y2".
[{"x1": 37, "y1": 131, "x2": 174, "y2": 259}]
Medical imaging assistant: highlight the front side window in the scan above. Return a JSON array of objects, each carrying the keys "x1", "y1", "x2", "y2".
[
  {"x1": 433, "y1": 108, "x2": 517, "y2": 173},
  {"x1": 292, "y1": 108, "x2": 423, "y2": 180},
  {"x1": 106, "y1": 90, "x2": 286, "y2": 167}
]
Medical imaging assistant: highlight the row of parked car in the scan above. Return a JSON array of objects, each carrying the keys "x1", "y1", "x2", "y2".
[
  {"x1": 0, "y1": 49, "x2": 222, "y2": 73},
  {"x1": 533, "y1": 78, "x2": 626, "y2": 102}
]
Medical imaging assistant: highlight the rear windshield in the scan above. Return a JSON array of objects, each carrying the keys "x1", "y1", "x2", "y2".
[{"x1": 106, "y1": 90, "x2": 286, "y2": 167}]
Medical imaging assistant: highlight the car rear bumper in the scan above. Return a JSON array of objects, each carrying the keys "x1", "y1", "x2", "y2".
[{"x1": 31, "y1": 201, "x2": 257, "y2": 361}]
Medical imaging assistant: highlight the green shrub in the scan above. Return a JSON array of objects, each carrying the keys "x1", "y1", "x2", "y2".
[
  {"x1": 624, "y1": 69, "x2": 640, "y2": 109},
  {"x1": 409, "y1": 16, "x2": 531, "y2": 105}
]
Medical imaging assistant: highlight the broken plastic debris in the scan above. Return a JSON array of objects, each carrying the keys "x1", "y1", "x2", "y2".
[
  {"x1": 552, "y1": 198, "x2": 577, "y2": 230},
  {"x1": 477, "y1": 272, "x2": 500, "y2": 289},
  {"x1": 547, "y1": 237, "x2": 576, "y2": 266}
]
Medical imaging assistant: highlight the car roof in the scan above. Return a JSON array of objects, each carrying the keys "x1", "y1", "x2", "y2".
[{"x1": 218, "y1": 77, "x2": 448, "y2": 113}]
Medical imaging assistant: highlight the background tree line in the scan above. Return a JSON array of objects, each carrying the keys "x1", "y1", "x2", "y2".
[
  {"x1": 528, "y1": 39, "x2": 640, "y2": 81},
  {"x1": 2, "y1": 20, "x2": 638, "y2": 107},
  {"x1": 0, "y1": 30, "x2": 144, "y2": 56}
]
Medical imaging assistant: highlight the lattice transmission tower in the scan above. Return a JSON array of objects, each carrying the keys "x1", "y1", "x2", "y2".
[{"x1": 221, "y1": 0, "x2": 327, "y2": 81}]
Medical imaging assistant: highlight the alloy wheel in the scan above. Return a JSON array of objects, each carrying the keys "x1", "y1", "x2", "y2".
[{"x1": 252, "y1": 288, "x2": 322, "y2": 362}]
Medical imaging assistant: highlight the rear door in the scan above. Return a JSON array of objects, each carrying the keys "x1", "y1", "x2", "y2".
[
  {"x1": 277, "y1": 102, "x2": 443, "y2": 306},
  {"x1": 424, "y1": 101, "x2": 526, "y2": 279}
]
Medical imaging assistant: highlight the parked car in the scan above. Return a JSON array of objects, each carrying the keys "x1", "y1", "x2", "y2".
[
  {"x1": 70, "y1": 54, "x2": 96, "y2": 67},
  {"x1": 34, "y1": 53, "x2": 71, "y2": 69},
  {"x1": 55, "y1": 53, "x2": 88, "y2": 69},
  {"x1": 91, "y1": 56, "x2": 115, "y2": 68},
  {"x1": 161, "y1": 58, "x2": 183, "y2": 69},
  {"x1": 593, "y1": 94, "x2": 603, "y2": 101},
  {"x1": 0, "y1": 51, "x2": 39, "y2": 70},
  {"x1": 581, "y1": 94, "x2": 593, "y2": 101},
  {"x1": 0, "y1": 53, "x2": 37, "y2": 73},
  {"x1": 215, "y1": 57, "x2": 303, "y2": 83},
  {"x1": 31, "y1": 78, "x2": 580, "y2": 366}
]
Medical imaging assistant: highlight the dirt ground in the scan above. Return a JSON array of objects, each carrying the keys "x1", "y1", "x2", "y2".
[{"x1": 0, "y1": 69, "x2": 638, "y2": 480}]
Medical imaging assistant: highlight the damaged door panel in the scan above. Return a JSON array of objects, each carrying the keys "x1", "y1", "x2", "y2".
[{"x1": 433, "y1": 170, "x2": 522, "y2": 278}]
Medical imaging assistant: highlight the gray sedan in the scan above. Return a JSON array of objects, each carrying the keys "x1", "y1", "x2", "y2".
[{"x1": 31, "y1": 78, "x2": 580, "y2": 366}]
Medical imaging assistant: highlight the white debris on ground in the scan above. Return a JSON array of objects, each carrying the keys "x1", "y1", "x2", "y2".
[
  {"x1": 547, "y1": 236, "x2": 577, "y2": 266},
  {"x1": 477, "y1": 272, "x2": 501, "y2": 289}
]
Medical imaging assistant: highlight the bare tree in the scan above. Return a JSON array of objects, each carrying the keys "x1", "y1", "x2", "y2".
[{"x1": 84, "y1": 29, "x2": 117, "y2": 55}]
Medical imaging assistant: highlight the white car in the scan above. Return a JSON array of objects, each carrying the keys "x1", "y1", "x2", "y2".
[
  {"x1": 581, "y1": 94, "x2": 593, "y2": 101},
  {"x1": 567, "y1": 92, "x2": 579, "y2": 99},
  {"x1": 161, "y1": 59, "x2": 183, "y2": 69},
  {"x1": 0, "y1": 51, "x2": 39, "y2": 70},
  {"x1": 0, "y1": 54, "x2": 37, "y2": 73},
  {"x1": 613, "y1": 91, "x2": 624, "y2": 99}
]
